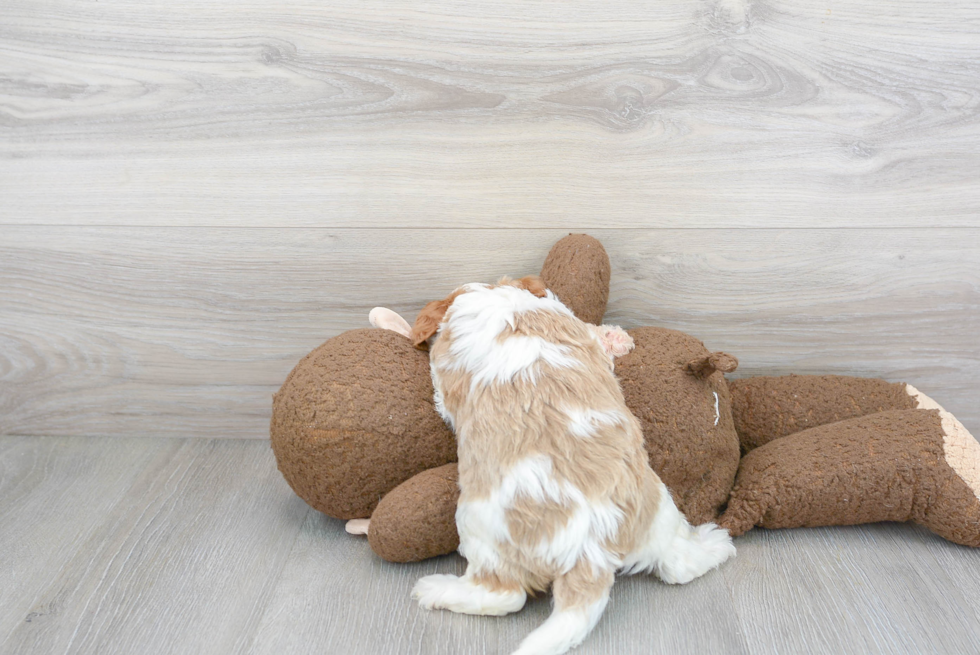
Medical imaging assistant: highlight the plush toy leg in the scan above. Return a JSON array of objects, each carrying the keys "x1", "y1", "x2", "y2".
[
  {"x1": 367, "y1": 463, "x2": 460, "y2": 562},
  {"x1": 728, "y1": 375, "x2": 918, "y2": 452},
  {"x1": 719, "y1": 407, "x2": 980, "y2": 547}
]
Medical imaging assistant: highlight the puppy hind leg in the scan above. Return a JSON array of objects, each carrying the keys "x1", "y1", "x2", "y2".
[
  {"x1": 413, "y1": 568, "x2": 527, "y2": 617},
  {"x1": 511, "y1": 564, "x2": 614, "y2": 655},
  {"x1": 622, "y1": 483, "x2": 735, "y2": 585}
]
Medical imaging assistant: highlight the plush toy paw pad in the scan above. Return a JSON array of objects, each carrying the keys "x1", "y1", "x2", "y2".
[{"x1": 345, "y1": 518, "x2": 370, "y2": 535}]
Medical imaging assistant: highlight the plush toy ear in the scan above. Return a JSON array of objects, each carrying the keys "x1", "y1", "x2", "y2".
[
  {"x1": 369, "y1": 307, "x2": 412, "y2": 338},
  {"x1": 686, "y1": 352, "x2": 739, "y2": 379}
]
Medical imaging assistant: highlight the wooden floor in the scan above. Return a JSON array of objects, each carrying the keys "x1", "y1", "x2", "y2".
[{"x1": 2, "y1": 436, "x2": 978, "y2": 655}]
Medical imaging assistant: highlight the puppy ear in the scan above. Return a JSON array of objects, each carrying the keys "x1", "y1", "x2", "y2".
[
  {"x1": 513, "y1": 275, "x2": 549, "y2": 298},
  {"x1": 411, "y1": 300, "x2": 446, "y2": 347},
  {"x1": 411, "y1": 291, "x2": 460, "y2": 347}
]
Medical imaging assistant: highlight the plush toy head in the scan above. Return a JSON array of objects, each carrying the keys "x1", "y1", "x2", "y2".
[
  {"x1": 615, "y1": 327, "x2": 741, "y2": 525},
  {"x1": 271, "y1": 328, "x2": 455, "y2": 519}
]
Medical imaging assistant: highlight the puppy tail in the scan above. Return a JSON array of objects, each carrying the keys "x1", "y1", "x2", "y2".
[{"x1": 511, "y1": 564, "x2": 614, "y2": 655}]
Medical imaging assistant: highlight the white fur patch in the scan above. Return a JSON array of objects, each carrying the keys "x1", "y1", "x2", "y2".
[
  {"x1": 430, "y1": 362, "x2": 453, "y2": 429},
  {"x1": 566, "y1": 408, "x2": 627, "y2": 438},
  {"x1": 467, "y1": 336, "x2": 579, "y2": 387},
  {"x1": 439, "y1": 285, "x2": 578, "y2": 386},
  {"x1": 536, "y1": 501, "x2": 624, "y2": 574},
  {"x1": 456, "y1": 499, "x2": 508, "y2": 570}
]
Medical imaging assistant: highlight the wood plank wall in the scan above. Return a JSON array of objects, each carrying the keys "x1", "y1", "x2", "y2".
[{"x1": 2, "y1": 0, "x2": 978, "y2": 439}]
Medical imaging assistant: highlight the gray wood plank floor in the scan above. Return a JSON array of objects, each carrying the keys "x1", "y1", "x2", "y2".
[{"x1": 3, "y1": 436, "x2": 978, "y2": 655}]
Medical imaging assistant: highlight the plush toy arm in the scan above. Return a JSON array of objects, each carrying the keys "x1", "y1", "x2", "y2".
[
  {"x1": 368, "y1": 463, "x2": 460, "y2": 562},
  {"x1": 369, "y1": 307, "x2": 412, "y2": 338},
  {"x1": 539, "y1": 234, "x2": 611, "y2": 325}
]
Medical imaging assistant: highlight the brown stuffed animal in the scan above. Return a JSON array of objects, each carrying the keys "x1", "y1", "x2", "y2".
[
  {"x1": 271, "y1": 235, "x2": 980, "y2": 562},
  {"x1": 271, "y1": 234, "x2": 614, "y2": 561}
]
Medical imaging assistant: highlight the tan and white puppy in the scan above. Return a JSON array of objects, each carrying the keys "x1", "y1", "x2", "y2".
[{"x1": 410, "y1": 276, "x2": 735, "y2": 655}]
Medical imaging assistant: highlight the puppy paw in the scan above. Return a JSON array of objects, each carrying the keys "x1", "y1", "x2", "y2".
[
  {"x1": 412, "y1": 574, "x2": 461, "y2": 611},
  {"x1": 412, "y1": 574, "x2": 526, "y2": 615},
  {"x1": 590, "y1": 324, "x2": 634, "y2": 358}
]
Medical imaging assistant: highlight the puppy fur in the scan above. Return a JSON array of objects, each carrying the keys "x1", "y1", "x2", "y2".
[{"x1": 411, "y1": 276, "x2": 735, "y2": 655}]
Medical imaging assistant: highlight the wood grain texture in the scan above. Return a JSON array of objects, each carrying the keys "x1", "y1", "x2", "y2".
[
  {"x1": 724, "y1": 523, "x2": 980, "y2": 655},
  {"x1": 249, "y1": 510, "x2": 751, "y2": 655},
  {"x1": 2, "y1": 227, "x2": 977, "y2": 439},
  {"x1": 3, "y1": 436, "x2": 979, "y2": 655},
  {"x1": 1, "y1": 438, "x2": 310, "y2": 655},
  {"x1": 2, "y1": 0, "x2": 980, "y2": 227},
  {"x1": 0, "y1": 437, "x2": 175, "y2": 644}
]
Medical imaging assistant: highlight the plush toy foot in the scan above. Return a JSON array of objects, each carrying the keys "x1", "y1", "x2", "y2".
[
  {"x1": 719, "y1": 402, "x2": 980, "y2": 547},
  {"x1": 413, "y1": 574, "x2": 527, "y2": 616}
]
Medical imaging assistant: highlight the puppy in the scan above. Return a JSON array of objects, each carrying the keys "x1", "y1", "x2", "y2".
[{"x1": 410, "y1": 276, "x2": 735, "y2": 655}]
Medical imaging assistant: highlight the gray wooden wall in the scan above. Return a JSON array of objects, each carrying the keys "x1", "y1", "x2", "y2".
[{"x1": 2, "y1": 0, "x2": 979, "y2": 439}]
